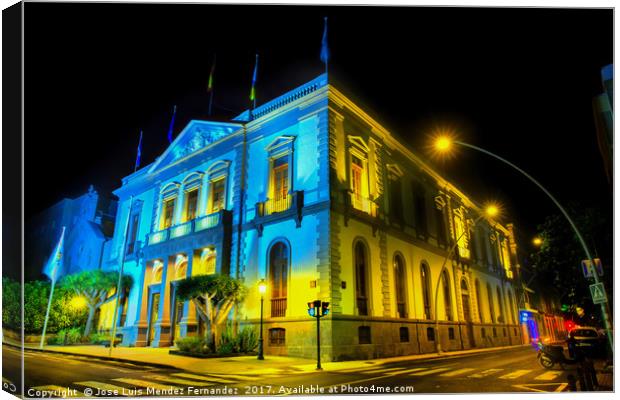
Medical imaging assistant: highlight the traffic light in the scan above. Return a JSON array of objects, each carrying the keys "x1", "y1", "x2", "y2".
[
  {"x1": 565, "y1": 320, "x2": 576, "y2": 332},
  {"x1": 307, "y1": 301, "x2": 316, "y2": 317},
  {"x1": 321, "y1": 301, "x2": 330, "y2": 316}
]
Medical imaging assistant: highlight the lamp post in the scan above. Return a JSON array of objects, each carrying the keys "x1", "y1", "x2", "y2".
[
  {"x1": 434, "y1": 136, "x2": 614, "y2": 353},
  {"x1": 307, "y1": 300, "x2": 329, "y2": 370},
  {"x1": 432, "y1": 204, "x2": 499, "y2": 353},
  {"x1": 257, "y1": 279, "x2": 266, "y2": 360}
]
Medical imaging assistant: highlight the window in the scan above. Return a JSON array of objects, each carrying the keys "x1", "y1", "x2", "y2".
[
  {"x1": 487, "y1": 283, "x2": 496, "y2": 323},
  {"x1": 269, "y1": 328, "x2": 285, "y2": 346},
  {"x1": 442, "y1": 270, "x2": 452, "y2": 321},
  {"x1": 349, "y1": 146, "x2": 372, "y2": 215},
  {"x1": 507, "y1": 291, "x2": 515, "y2": 324},
  {"x1": 358, "y1": 326, "x2": 371, "y2": 344},
  {"x1": 475, "y1": 279, "x2": 484, "y2": 322},
  {"x1": 493, "y1": 327, "x2": 497, "y2": 337},
  {"x1": 184, "y1": 189, "x2": 199, "y2": 221},
  {"x1": 469, "y1": 226, "x2": 478, "y2": 262},
  {"x1": 394, "y1": 254, "x2": 406, "y2": 318},
  {"x1": 500, "y1": 238, "x2": 513, "y2": 278},
  {"x1": 399, "y1": 327, "x2": 409, "y2": 343},
  {"x1": 354, "y1": 241, "x2": 369, "y2": 316},
  {"x1": 448, "y1": 327, "x2": 455, "y2": 340},
  {"x1": 208, "y1": 178, "x2": 226, "y2": 214},
  {"x1": 481, "y1": 328, "x2": 486, "y2": 338},
  {"x1": 421, "y1": 263, "x2": 432, "y2": 320},
  {"x1": 162, "y1": 198, "x2": 176, "y2": 229},
  {"x1": 503, "y1": 327, "x2": 507, "y2": 337},
  {"x1": 427, "y1": 327, "x2": 435, "y2": 341},
  {"x1": 197, "y1": 247, "x2": 217, "y2": 276},
  {"x1": 270, "y1": 155, "x2": 290, "y2": 212},
  {"x1": 269, "y1": 242, "x2": 289, "y2": 317},
  {"x1": 496, "y1": 287, "x2": 505, "y2": 323},
  {"x1": 412, "y1": 182, "x2": 427, "y2": 236},
  {"x1": 453, "y1": 210, "x2": 470, "y2": 259},
  {"x1": 435, "y1": 207, "x2": 447, "y2": 246},
  {"x1": 389, "y1": 177, "x2": 403, "y2": 222},
  {"x1": 351, "y1": 155, "x2": 364, "y2": 197},
  {"x1": 126, "y1": 213, "x2": 140, "y2": 255}
]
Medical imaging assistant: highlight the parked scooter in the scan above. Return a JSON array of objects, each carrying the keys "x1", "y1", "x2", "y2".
[{"x1": 537, "y1": 340, "x2": 583, "y2": 369}]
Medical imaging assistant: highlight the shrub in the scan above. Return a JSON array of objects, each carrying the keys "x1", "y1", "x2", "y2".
[
  {"x1": 48, "y1": 329, "x2": 67, "y2": 345},
  {"x1": 88, "y1": 332, "x2": 109, "y2": 344},
  {"x1": 219, "y1": 324, "x2": 258, "y2": 354},
  {"x1": 175, "y1": 336, "x2": 210, "y2": 354},
  {"x1": 66, "y1": 327, "x2": 83, "y2": 344}
]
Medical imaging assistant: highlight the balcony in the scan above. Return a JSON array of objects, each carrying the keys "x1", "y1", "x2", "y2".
[
  {"x1": 271, "y1": 297, "x2": 287, "y2": 318},
  {"x1": 350, "y1": 192, "x2": 378, "y2": 217},
  {"x1": 254, "y1": 191, "x2": 304, "y2": 234},
  {"x1": 146, "y1": 210, "x2": 230, "y2": 247}
]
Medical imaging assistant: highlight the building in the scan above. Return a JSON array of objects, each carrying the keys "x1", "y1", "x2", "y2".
[
  {"x1": 25, "y1": 185, "x2": 117, "y2": 281},
  {"x1": 103, "y1": 74, "x2": 523, "y2": 360},
  {"x1": 593, "y1": 64, "x2": 613, "y2": 184}
]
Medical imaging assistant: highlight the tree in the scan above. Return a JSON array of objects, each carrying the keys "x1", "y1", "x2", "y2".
[
  {"x1": 60, "y1": 270, "x2": 133, "y2": 337},
  {"x1": 176, "y1": 274, "x2": 246, "y2": 352},
  {"x1": 531, "y1": 205, "x2": 612, "y2": 324}
]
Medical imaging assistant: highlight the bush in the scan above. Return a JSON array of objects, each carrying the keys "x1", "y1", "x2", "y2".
[
  {"x1": 49, "y1": 329, "x2": 67, "y2": 345},
  {"x1": 237, "y1": 326, "x2": 258, "y2": 353},
  {"x1": 175, "y1": 336, "x2": 210, "y2": 354},
  {"x1": 219, "y1": 324, "x2": 258, "y2": 354},
  {"x1": 88, "y1": 332, "x2": 109, "y2": 344},
  {"x1": 66, "y1": 327, "x2": 83, "y2": 344}
]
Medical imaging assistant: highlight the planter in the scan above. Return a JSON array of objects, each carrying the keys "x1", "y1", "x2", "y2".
[{"x1": 169, "y1": 349, "x2": 257, "y2": 359}]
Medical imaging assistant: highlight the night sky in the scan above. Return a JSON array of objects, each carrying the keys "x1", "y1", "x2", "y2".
[{"x1": 25, "y1": 3, "x2": 613, "y2": 249}]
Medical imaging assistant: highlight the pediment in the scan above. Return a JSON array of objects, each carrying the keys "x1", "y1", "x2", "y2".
[
  {"x1": 347, "y1": 135, "x2": 370, "y2": 153},
  {"x1": 386, "y1": 164, "x2": 404, "y2": 178},
  {"x1": 149, "y1": 120, "x2": 242, "y2": 174},
  {"x1": 265, "y1": 135, "x2": 296, "y2": 153}
]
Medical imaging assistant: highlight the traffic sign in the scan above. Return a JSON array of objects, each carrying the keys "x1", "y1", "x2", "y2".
[
  {"x1": 581, "y1": 258, "x2": 603, "y2": 278},
  {"x1": 589, "y1": 283, "x2": 607, "y2": 304}
]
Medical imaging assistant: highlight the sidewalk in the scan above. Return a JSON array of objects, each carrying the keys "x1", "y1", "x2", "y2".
[{"x1": 3, "y1": 337, "x2": 529, "y2": 376}]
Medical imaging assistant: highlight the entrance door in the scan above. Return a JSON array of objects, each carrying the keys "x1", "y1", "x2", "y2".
[
  {"x1": 147, "y1": 290, "x2": 160, "y2": 346},
  {"x1": 170, "y1": 284, "x2": 184, "y2": 342}
]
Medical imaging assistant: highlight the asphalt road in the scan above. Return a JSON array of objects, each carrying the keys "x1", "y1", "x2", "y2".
[{"x1": 2, "y1": 344, "x2": 579, "y2": 398}]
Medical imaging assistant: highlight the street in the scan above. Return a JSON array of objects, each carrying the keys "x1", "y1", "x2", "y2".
[{"x1": 2, "y1": 344, "x2": 583, "y2": 397}]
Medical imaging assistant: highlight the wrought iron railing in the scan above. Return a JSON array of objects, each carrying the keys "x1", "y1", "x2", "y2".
[
  {"x1": 349, "y1": 192, "x2": 378, "y2": 217},
  {"x1": 357, "y1": 297, "x2": 368, "y2": 316},
  {"x1": 195, "y1": 212, "x2": 220, "y2": 232},
  {"x1": 170, "y1": 221, "x2": 192, "y2": 239},
  {"x1": 270, "y1": 297, "x2": 287, "y2": 318},
  {"x1": 264, "y1": 194, "x2": 292, "y2": 215}
]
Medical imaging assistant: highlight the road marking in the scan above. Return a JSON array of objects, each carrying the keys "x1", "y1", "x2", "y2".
[
  {"x1": 112, "y1": 378, "x2": 182, "y2": 391},
  {"x1": 499, "y1": 370, "x2": 532, "y2": 379},
  {"x1": 410, "y1": 367, "x2": 451, "y2": 376},
  {"x1": 206, "y1": 373, "x2": 258, "y2": 381},
  {"x1": 468, "y1": 368, "x2": 503, "y2": 378},
  {"x1": 75, "y1": 381, "x2": 132, "y2": 396},
  {"x1": 512, "y1": 382, "x2": 568, "y2": 392},
  {"x1": 534, "y1": 371, "x2": 563, "y2": 381},
  {"x1": 172, "y1": 373, "x2": 235, "y2": 384},
  {"x1": 361, "y1": 367, "x2": 404, "y2": 375},
  {"x1": 439, "y1": 368, "x2": 476, "y2": 377},
  {"x1": 30, "y1": 385, "x2": 84, "y2": 397},
  {"x1": 144, "y1": 375, "x2": 213, "y2": 386}
]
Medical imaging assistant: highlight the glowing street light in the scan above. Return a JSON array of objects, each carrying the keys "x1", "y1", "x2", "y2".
[
  {"x1": 430, "y1": 136, "x2": 614, "y2": 353},
  {"x1": 257, "y1": 279, "x2": 267, "y2": 360},
  {"x1": 532, "y1": 237, "x2": 543, "y2": 247},
  {"x1": 433, "y1": 203, "x2": 500, "y2": 353}
]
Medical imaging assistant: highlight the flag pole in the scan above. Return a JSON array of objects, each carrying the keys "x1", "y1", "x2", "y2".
[
  {"x1": 134, "y1": 130, "x2": 143, "y2": 173},
  {"x1": 39, "y1": 226, "x2": 65, "y2": 349},
  {"x1": 108, "y1": 195, "x2": 134, "y2": 356},
  {"x1": 208, "y1": 54, "x2": 216, "y2": 117}
]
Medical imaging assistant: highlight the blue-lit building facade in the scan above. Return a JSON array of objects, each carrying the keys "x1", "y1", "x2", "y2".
[{"x1": 104, "y1": 74, "x2": 524, "y2": 360}]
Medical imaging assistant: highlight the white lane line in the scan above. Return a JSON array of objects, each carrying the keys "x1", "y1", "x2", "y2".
[
  {"x1": 410, "y1": 367, "x2": 451, "y2": 376},
  {"x1": 75, "y1": 381, "x2": 132, "y2": 396},
  {"x1": 360, "y1": 367, "x2": 405, "y2": 375},
  {"x1": 172, "y1": 373, "x2": 235, "y2": 384},
  {"x1": 534, "y1": 371, "x2": 563, "y2": 381},
  {"x1": 144, "y1": 375, "x2": 214, "y2": 387},
  {"x1": 439, "y1": 368, "x2": 476, "y2": 377},
  {"x1": 30, "y1": 385, "x2": 84, "y2": 398},
  {"x1": 499, "y1": 370, "x2": 532, "y2": 379},
  {"x1": 112, "y1": 378, "x2": 182, "y2": 391},
  {"x1": 468, "y1": 368, "x2": 503, "y2": 378},
  {"x1": 206, "y1": 373, "x2": 259, "y2": 381}
]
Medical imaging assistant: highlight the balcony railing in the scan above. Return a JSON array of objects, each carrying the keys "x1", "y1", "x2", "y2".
[
  {"x1": 350, "y1": 192, "x2": 378, "y2": 217},
  {"x1": 148, "y1": 230, "x2": 169, "y2": 245},
  {"x1": 170, "y1": 221, "x2": 192, "y2": 239},
  {"x1": 195, "y1": 212, "x2": 220, "y2": 232},
  {"x1": 255, "y1": 191, "x2": 303, "y2": 218},
  {"x1": 264, "y1": 194, "x2": 292, "y2": 215},
  {"x1": 270, "y1": 297, "x2": 287, "y2": 318}
]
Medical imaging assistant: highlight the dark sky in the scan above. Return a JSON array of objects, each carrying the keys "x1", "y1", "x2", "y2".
[{"x1": 25, "y1": 3, "x2": 613, "y2": 247}]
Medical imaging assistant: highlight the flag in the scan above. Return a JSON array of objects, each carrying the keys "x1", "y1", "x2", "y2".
[
  {"x1": 250, "y1": 53, "x2": 259, "y2": 105},
  {"x1": 42, "y1": 226, "x2": 65, "y2": 283},
  {"x1": 320, "y1": 17, "x2": 330, "y2": 67},
  {"x1": 134, "y1": 130, "x2": 143, "y2": 171},
  {"x1": 167, "y1": 105, "x2": 177, "y2": 144},
  {"x1": 207, "y1": 55, "x2": 216, "y2": 92}
]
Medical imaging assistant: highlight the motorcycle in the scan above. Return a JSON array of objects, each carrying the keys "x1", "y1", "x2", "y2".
[{"x1": 537, "y1": 340, "x2": 582, "y2": 369}]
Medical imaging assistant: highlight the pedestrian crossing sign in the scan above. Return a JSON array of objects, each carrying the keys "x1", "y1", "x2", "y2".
[{"x1": 589, "y1": 283, "x2": 607, "y2": 304}]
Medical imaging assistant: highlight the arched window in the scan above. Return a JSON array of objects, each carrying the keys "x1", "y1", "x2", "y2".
[
  {"x1": 460, "y1": 279, "x2": 472, "y2": 322},
  {"x1": 269, "y1": 241, "x2": 289, "y2": 317},
  {"x1": 354, "y1": 241, "x2": 369, "y2": 315},
  {"x1": 420, "y1": 262, "x2": 432, "y2": 320},
  {"x1": 487, "y1": 283, "x2": 496, "y2": 323},
  {"x1": 442, "y1": 270, "x2": 452, "y2": 321},
  {"x1": 475, "y1": 279, "x2": 484, "y2": 322},
  {"x1": 394, "y1": 254, "x2": 406, "y2": 318},
  {"x1": 496, "y1": 287, "x2": 505, "y2": 324},
  {"x1": 507, "y1": 290, "x2": 515, "y2": 324}
]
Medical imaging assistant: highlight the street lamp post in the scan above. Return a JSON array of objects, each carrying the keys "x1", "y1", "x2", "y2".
[
  {"x1": 433, "y1": 205, "x2": 499, "y2": 353},
  {"x1": 257, "y1": 279, "x2": 266, "y2": 360},
  {"x1": 434, "y1": 137, "x2": 614, "y2": 353}
]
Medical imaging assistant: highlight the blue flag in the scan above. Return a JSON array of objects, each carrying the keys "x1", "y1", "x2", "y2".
[
  {"x1": 134, "y1": 130, "x2": 143, "y2": 171},
  {"x1": 42, "y1": 227, "x2": 65, "y2": 283},
  {"x1": 167, "y1": 105, "x2": 177, "y2": 144},
  {"x1": 250, "y1": 54, "x2": 259, "y2": 106},
  {"x1": 320, "y1": 17, "x2": 330, "y2": 67}
]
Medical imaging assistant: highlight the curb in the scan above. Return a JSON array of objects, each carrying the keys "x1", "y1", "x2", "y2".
[{"x1": 3, "y1": 342, "x2": 174, "y2": 371}]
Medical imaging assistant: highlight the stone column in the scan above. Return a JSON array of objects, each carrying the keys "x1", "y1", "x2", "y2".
[
  {"x1": 180, "y1": 250, "x2": 198, "y2": 337},
  {"x1": 198, "y1": 175, "x2": 210, "y2": 216},
  {"x1": 153, "y1": 257, "x2": 172, "y2": 347},
  {"x1": 174, "y1": 185, "x2": 186, "y2": 224},
  {"x1": 127, "y1": 258, "x2": 150, "y2": 347}
]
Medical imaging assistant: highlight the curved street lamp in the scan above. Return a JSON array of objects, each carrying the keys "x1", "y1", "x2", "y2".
[
  {"x1": 433, "y1": 136, "x2": 614, "y2": 353},
  {"x1": 433, "y1": 204, "x2": 500, "y2": 353}
]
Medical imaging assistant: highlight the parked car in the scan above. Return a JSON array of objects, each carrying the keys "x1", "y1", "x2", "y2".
[{"x1": 567, "y1": 326, "x2": 605, "y2": 358}]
